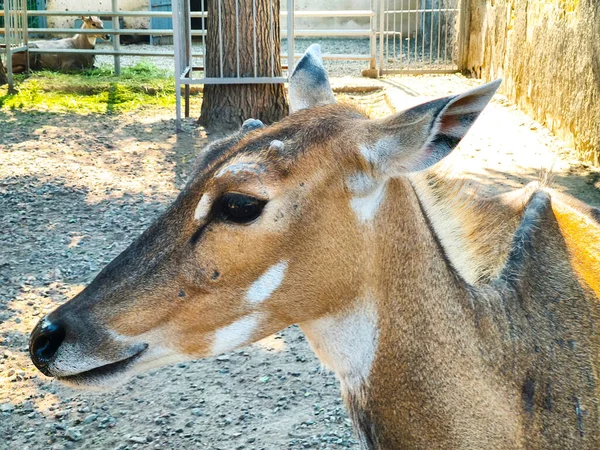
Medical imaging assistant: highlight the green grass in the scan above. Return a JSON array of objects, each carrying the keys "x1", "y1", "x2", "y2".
[{"x1": 0, "y1": 62, "x2": 185, "y2": 114}]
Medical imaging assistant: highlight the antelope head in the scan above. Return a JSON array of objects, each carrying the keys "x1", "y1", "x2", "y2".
[
  {"x1": 82, "y1": 15, "x2": 110, "y2": 41},
  {"x1": 29, "y1": 45, "x2": 499, "y2": 389}
]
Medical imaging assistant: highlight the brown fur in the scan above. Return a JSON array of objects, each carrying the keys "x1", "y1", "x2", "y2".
[{"x1": 30, "y1": 96, "x2": 600, "y2": 448}]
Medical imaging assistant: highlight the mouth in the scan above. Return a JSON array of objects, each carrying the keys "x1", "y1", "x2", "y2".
[{"x1": 56, "y1": 343, "x2": 148, "y2": 386}]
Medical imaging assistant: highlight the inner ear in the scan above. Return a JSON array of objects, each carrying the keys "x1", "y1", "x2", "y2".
[{"x1": 364, "y1": 80, "x2": 501, "y2": 175}]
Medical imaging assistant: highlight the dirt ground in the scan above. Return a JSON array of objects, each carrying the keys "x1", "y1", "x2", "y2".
[{"x1": 1, "y1": 74, "x2": 599, "y2": 450}]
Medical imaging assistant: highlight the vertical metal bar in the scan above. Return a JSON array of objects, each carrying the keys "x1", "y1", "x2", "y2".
[
  {"x1": 201, "y1": 0, "x2": 206, "y2": 75},
  {"x1": 392, "y1": 0, "x2": 396, "y2": 63},
  {"x1": 235, "y1": 0, "x2": 240, "y2": 78},
  {"x1": 421, "y1": 0, "x2": 425, "y2": 64},
  {"x1": 429, "y1": 0, "x2": 433, "y2": 67},
  {"x1": 437, "y1": 0, "x2": 442, "y2": 67},
  {"x1": 184, "y1": 0, "x2": 191, "y2": 117},
  {"x1": 218, "y1": 0, "x2": 224, "y2": 78},
  {"x1": 185, "y1": 0, "x2": 192, "y2": 73},
  {"x1": 406, "y1": 0, "x2": 411, "y2": 69},
  {"x1": 414, "y1": 0, "x2": 419, "y2": 64},
  {"x1": 252, "y1": 0, "x2": 257, "y2": 77},
  {"x1": 384, "y1": 0, "x2": 388, "y2": 67},
  {"x1": 378, "y1": 0, "x2": 385, "y2": 75},
  {"x1": 172, "y1": 0, "x2": 182, "y2": 130},
  {"x1": 22, "y1": 0, "x2": 29, "y2": 73},
  {"x1": 286, "y1": 0, "x2": 294, "y2": 75},
  {"x1": 369, "y1": 0, "x2": 376, "y2": 69},
  {"x1": 111, "y1": 0, "x2": 120, "y2": 75},
  {"x1": 5, "y1": 0, "x2": 13, "y2": 91},
  {"x1": 443, "y1": 2, "x2": 449, "y2": 69},
  {"x1": 398, "y1": 0, "x2": 402, "y2": 67},
  {"x1": 269, "y1": 0, "x2": 274, "y2": 78}
]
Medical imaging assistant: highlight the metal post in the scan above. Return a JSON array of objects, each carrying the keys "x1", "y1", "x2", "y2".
[
  {"x1": 173, "y1": 0, "x2": 182, "y2": 130},
  {"x1": 5, "y1": 0, "x2": 14, "y2": 91},
  {"x1": 369, "y1": 0, "x2": 376, "y2": 70},
  {"x1": 184, "y1": 0, "x2": 191, "y2": 117},
  {"x1": 378, "y1": 0, "x2": 385, "y2": 75},
  {"x1": 286, "y1": 0, "x2": 294, "y2": 75},
  {"x1": 22, "y1": 0, "x2": 29, "y2": 73},
  {"x1": 111, "y1": 0, "x2": 121, "y2": 75}
]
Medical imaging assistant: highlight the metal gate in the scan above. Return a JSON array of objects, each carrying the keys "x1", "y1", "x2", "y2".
[{"x1": 378, "y1": 0, "x2": 468, "y2": 74}]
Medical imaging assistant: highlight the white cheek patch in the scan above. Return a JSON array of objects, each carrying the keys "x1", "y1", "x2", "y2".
[
  {"x1": 211, "y1": 314, "x2": 261, "y2": 355},
  {"x1": 194, "y1": 194, "x2": 212, "y2": 221},
  {"x1": 348, "y1": 173, "x2": 387, "y2": 224},
  {"x1": 246, "y1": 261, "x2": 288, "y2": 304}
]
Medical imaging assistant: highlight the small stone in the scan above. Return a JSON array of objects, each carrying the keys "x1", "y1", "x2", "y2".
[
  {"x1": 0, "y1": 403, "x2": 15, "y2": 413},
  {"x1": 129, "y1": 436, "x2": 146, "y2": 444},
  {"x1": 82, "y1": 413, "x2": 98, "y2": 424},
  {"x1": 21, "y1": 401, "x2": 34, "y2": 412},
  {"x1": 65, "y1": 427, "x2": 82, "y2": 441},
  {"x1": 191, "y1": 408, "x2": 202, "y2": 416}
]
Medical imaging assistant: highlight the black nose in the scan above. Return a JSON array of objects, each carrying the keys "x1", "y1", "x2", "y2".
[{"x1": 29, "y1": 319, "x2": 66, "y2": 376}]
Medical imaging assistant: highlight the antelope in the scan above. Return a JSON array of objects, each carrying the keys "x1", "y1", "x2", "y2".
[
  {"x1": 12, "y1": 16, "x2": 109, "y2": 73},
  {"x1": 29, "y1": 45, "x2": 600, "y2": 449}
]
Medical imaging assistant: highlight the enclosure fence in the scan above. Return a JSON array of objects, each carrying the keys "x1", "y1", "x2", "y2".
[
  {"x1": 1, "y1": 0, "x2": 380, "y2": 92},
  {"x1": 379, "y1": 0, "x2": 469, "y2": 74},
  {"x1": 1, "y1": 0, "x2": 468, "y2": 125},
  {"x1": 1, "y1": 0, "x2": 29, "y2": 88}
]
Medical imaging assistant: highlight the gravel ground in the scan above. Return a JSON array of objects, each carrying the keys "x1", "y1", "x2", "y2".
[{"x1": 1, "y1": 75, "x2": 599, "y2": 450}]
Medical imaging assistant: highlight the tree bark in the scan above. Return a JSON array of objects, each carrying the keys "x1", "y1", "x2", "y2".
[{"x1": 198, "y1": 0, "x2": 289, "y2": 130}]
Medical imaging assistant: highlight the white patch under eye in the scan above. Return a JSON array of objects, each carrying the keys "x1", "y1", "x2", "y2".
[
  {"x1": 246, "y1": 261, "x2": 288, "y2": 304},
  {"x1": 194, "y1": 194, "x2": 212, "y2": 221},
  {"x1": 349, "y1": 180, "x2": 387, "y2": 223},
  {"x1": 211, "y1": 314, "x2": 261, "y2": 355}
]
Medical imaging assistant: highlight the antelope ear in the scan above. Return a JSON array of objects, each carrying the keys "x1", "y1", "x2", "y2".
[
  {"x1": 288, "y1": 44, "x2": 335, "y2": 113},
  {"x1": 363, "y1": 80, "x2": 501, "y2": 175}
]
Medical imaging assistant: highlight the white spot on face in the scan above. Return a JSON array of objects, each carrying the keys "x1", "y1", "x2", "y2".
[
  {"x1": 300, "y1": 299, "x2": 379, "y2": 396},
  {"x1": 348, "y1": 174, "x2": 387, "y2": 224},
  {"x1": 211, "y1": 314, "x2": 261, "y2": 355},
  {"x1": 246, "y1": 261, "x2": 288, "y2": 304},
  {"x1": 194, "y1": 194, "x2": 212, "y2": 221}
]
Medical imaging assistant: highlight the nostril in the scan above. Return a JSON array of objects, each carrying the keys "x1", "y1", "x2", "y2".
[{"x1": 30, "y1": 321, "x2": 66, "y2": 373}]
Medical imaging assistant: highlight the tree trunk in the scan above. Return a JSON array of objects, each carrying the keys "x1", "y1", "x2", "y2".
[
  {"x1": 0, "y1": 57, "x2": 7, "y2": 86},
  {"x1": 198, "y1": 0, "x2": 289, "y2": 130}
]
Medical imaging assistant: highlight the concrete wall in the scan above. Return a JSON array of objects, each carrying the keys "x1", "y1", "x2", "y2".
[{"x1": 466, "y1": 0, "x2": 600, "y2": 165}]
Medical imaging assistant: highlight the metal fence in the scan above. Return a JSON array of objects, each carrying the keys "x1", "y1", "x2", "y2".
[
  {"x1": 172, "y1": 0, "x2": 378, "y2": 128},
  {"x1": 379, "y1": 0, "x2": 468, "y2": 74},
  {"x1": 1, "y1": 0, "x2": 468, "y2": 121},
  {"x1": 1, "y1": 0, "x2": 379, "y2": 93}
]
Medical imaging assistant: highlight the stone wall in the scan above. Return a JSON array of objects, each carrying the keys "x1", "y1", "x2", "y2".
[{"x1": 466, "y1": 0, "x2": 600, "y2": 165}]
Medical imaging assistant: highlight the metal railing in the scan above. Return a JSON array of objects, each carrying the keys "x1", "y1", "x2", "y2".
[
  {"x1": 378, "y1": 0, "x2": 465, "y2": 74},
  {"x1": 1, "y1": 2, "x2": 378, "y2": 87},
  {"x1": 1, "y1": 0, "x2": 29, "y2": 89}
]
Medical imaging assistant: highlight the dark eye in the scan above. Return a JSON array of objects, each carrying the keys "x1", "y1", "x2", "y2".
[{"x1": 217, "y1": 193, "x2": 266, "y2": 224}]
